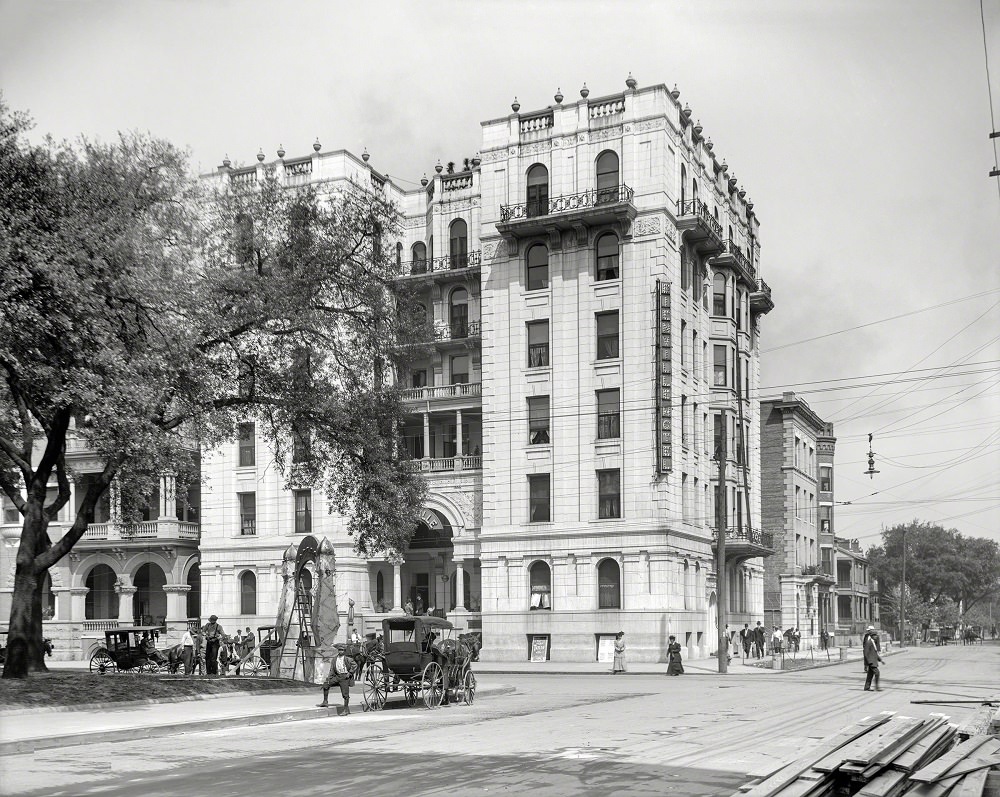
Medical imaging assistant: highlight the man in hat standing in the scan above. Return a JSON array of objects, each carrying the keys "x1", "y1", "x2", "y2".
[{"x1": 202, "y1": 615, "x2": 224, "y2": 676}]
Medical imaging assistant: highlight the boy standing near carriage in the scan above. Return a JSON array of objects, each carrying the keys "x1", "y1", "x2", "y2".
[{"x1": 318, "y1": 648, "x2": 355, "y2": 715}]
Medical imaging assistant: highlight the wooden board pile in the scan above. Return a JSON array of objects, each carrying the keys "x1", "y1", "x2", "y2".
[{"x1": 734, "y1": 711, "x2": 1000, "y2": 797}]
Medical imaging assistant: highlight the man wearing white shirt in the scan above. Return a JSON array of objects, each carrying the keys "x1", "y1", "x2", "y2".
[
  {"x1": 318, "y1": 649, "x2": 354, "y2": 714},
  {"x1": 180, "y1": 627, "x2": 195, "y2": 675}
]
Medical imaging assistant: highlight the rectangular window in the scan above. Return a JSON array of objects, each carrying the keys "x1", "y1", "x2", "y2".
[
  {"x1": 713, "y1": 413, "x2": 724, "y2": 460},
  {"x1": 681, "y1": 395, "x2": 688, "y2": 448},
  {"x1": 598, "y1": 469, "x2": 621, "y2": 519},
  {"x1": 681, "y1": 253, "x2": 690, "y2": 292},
  {"x1": 527, "y1": 321, "x2": 549, "y2": 368},
  {"x1": 528, "y1": 474, "x2": 551, "y2": 522},
  {"x1": 411, "y1": 369, "x2": 428, "y2": 388},
  {"x1": 713, "y1": 345, "x2": 727, "y2": 387},
  {"x1": 596, "y1": 251, "x2": 619, "y2": 281},
  {"x1": 238, "y1": 492, "x2": 256, "y2": 536},
  {"x1": 450, "y1": 355, "x2": 469, "y2": 385},
  {"x1": 292, "y1": 425, "x2": 311, "y2": 463},
  {"x1": 526, "y1": 258, "x2": 548, "y2": 291},
  {"x1": 294, "y1": 489, "x2": 312, "y2": 534},
  {"x1": 680, "y1": 321, "x2": 686, "y2": 369},
  {"x1": 596, "y1": 389, "x2": 620, "y2": 439},
  {"x1": 238, "y1": 422, "x2": 255, "y2": 467},
  {"x1": 596, "y1": 311, "x2": 619, "y2": 360},
  {"x1": 713, "y1": 284, "x2": 726, "y2": 317},
  {"x1": 528, "y1": 396, "x2": 550, "y2": 445},
  {"x1": 681, "y1": 473, "x2": 689, "y2": 520}
]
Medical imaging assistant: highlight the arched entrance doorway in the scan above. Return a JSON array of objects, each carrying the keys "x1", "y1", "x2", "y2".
[
  {"x1": 133, "y1": 563, "x2": 167, "y2": 625},
  {"x1": 405, "y1": 509, "x2": 453, "y2": 615},
  {"x1": 85, "y1": 564, "x2": 119, "y2": 619},
  {"x1": 186, "y1": 564, "x2": 201, "y2": 620}
]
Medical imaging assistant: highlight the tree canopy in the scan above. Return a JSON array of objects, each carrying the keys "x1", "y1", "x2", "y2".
[
  {"x1": 867, "y1": 520, "x2": 1000, "y2": 626},
  {"x1": 0, "y1": 99, "x2": 424, "y2": 677}
]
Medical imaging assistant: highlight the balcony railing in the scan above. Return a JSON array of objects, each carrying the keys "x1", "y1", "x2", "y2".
[
  {"x1": 500, "y1": 184, "x2": 634, "y2": 223},
  {"x1": 675, "y1": 199, "x2": 725, "y2": 255},
  {"x1": 404, "y1": 250, "x2": 482, "y2": 276},
  {"x1": 750, "y1": 278, "x2": 774, "y2": 315},
  {"x1": 401, "y1": 382, "x2": 482, "y2": 402},
  {"x1": 712, "y1": 239, "x2": 756, "y2": 284},
  {"x1": 82, "y1": 519, "x2": 200, "y2": 542},
  {"x1": 403, "y1": 456, "x2": 483, "y2": 473}
]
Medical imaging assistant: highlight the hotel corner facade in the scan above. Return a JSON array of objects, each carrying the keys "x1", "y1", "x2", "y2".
[{"x1": 1, "y1": 80, "x2": 778, "y2": 664}]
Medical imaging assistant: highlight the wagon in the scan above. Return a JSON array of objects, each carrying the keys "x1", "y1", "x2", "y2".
[
  {"x1": 89, "y1": 625, "x2": 166, "y2": 674},
  {"x1": 232, "y1": 625, "x2": 281, "y2": 677},
  {"x1": 362, "y1": 616, "x2": 480, "y2": 711}
]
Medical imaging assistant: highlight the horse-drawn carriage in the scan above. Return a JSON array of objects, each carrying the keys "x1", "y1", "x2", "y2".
[
  {"x1": 89, "y1": 625, "x2": 166, "y2": 674},
  {"x1": 362, "y1": 616, "x2": 480, "y2": 711}
]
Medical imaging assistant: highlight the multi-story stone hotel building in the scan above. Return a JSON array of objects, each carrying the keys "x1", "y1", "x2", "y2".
[{"x1": 3, "y1": 79, "x2": 778, "y2": 663}]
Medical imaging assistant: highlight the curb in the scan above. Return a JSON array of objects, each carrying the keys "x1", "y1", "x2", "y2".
[
  {"x1": 0, "y1": 684, "x2": 517, "y2": 756},
  {"x1": 0, "y1": 686, "x2": 316, "y2": 717}
]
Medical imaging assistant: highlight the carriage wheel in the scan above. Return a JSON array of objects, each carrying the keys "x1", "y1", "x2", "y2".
[
  {"x1": 463, "y1": 669, "x2": 477, "y2": 705},
  {"x1": 420, "y1": 661, "x2": 444, "y2": 709},
  {"x1": 404, "y1": 684, "x2": 418, "y2": 707},
  {"x1": 90, "y1": 651, "x2": 116, "y2": 675},
  {"x1": 362, "y1": 661, "x2": 387, "y2": 712},
  {"x1": 139, "y1": 662, "x2": 161, "y2": 674},
  {"x1": 245, "y1": 657, "x2": 269, "y2": 677}
]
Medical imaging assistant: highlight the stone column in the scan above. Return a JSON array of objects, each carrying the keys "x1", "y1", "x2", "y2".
[
  {"x1": 162, "y1": 584, "x2": 191, "y2": 622},
  {"x1": 391, "y1": 562, "x2": 403, "y2": 612},
  {"x1": 116, "y1": 586, "x2": 137, "y2": 623},
  {"x1": 455, "y1": 409, "x2": 463, "y2": 457},
  {"x1": 69, "y1": 587, "x2": 89, "y2": 621},
  {"x1": 423, "y1": 412, "x2": 431, "y2": 459},
  {"x1": 453, "y1": 558, "x2": 466, "y2": 611}
]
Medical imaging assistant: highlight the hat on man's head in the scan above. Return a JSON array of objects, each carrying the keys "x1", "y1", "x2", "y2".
[
  {"x1": 867, "y1": 625, "x2": 875, "y2": 631},
  {"x1": 209, "y1": 614, "x2": 218, "y2": 622}
]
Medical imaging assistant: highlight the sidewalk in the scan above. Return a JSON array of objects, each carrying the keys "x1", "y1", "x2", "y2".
[{"x1": 0, "y1": 680, "x2": 516, "y2": 756}]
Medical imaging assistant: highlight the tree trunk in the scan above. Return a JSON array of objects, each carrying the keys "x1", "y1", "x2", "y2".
[{"x1": 3, "y1": 510, "x2": 47, "y2": 679}]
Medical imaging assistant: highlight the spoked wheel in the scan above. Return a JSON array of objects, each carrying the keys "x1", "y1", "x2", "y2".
[
  {"x1": 404, "y1": 684, "x2": 418, "y2": 707},
  {"x1": 362, "y1": 661, "x2": 387, "y2": 712},
  {"x1": 463, "y1": 669, "x2": 477, "y2": 705},
  {"x1": 139, "y1": 662, "x2": 162, "y2": 674},
  {"x1": 420, "y1": 661, "x2": 444, "y2": 709},
  {"x1": 90, "y1": 651, "x2": 117, "y2": 675},
  {"x1": 244, "y1": 657, "x2": 269, "y2": 677}
]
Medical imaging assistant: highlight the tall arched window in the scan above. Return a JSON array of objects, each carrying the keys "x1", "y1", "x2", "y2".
[
  {"x1": 186, "y1": 564, "x2": 201, "y2": 619},
  {"x1": 596, "y1": 233, "x2": 619, "y2": 281},
  {"x1": 713, "y1": 273, "x2": 727, "y2": 316},
  {"x1": 529, "y1": 561, "x2": 551, "y2": 610},
  {"x1": 526, "y1": 164, "x2": 549, "y2": 218},
  {"x1": 597, "y1": 558, "x2": 621, "y2": 609},
  {"x1": 449, "y1": 288, "x2": 469, "y2": 337},
  {"x1": 596, "y1": 150, "x2": 619, "y2": 204},
  {"x1": 41, "y1": 571, "x2": 55, "y2": 620},
  {"x1": 683, "y1": 561, "x2": 692, "y2": 610},
  {"x1": 396, "y1": 242, "x2": 403, "y2": 271},
  {"x1": 526, "y1": 244, "x2": 548, "y2": 291},
  {"x1": 411, "y1": 241, "x2": 427, "y2": 272},
  {"x1": 240, "y1": 571, "x2": 257, "y2": 615},
  {"x1": 692, "y1": 178, "x2": 699, "y2": 204},
  {"x1": 85, "y1": 564, "x2": 119, "y2": 620},
  {"x1": 680, "y1": 165, "x2": 687, "y2": 208},
  {"x1": 376, "y1": 571, "x2": 385, "y2": 608},
  {"x1": 449, "y1": 218, "x2": 468, "y2": 268}
]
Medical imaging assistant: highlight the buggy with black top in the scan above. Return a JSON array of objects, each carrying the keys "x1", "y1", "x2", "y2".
[{"x1": 362, "y1": 616, "x2": 481, "y2": 711}]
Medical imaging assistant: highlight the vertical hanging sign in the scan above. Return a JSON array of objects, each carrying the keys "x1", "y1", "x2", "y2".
[{"x1": 656, "y1": 280, "x2": 672, "y2": 473}]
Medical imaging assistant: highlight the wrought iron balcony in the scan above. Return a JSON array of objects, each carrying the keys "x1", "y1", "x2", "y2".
[
  {"x1": 711, "y1": 239, "x2": 757, "y2": 286},
  {"x1": 401, "y1": 250, "x2": 482, "y2": 278},
  {"x1": 711, "y1": 526, "x2": 775, "y2": 563},
  {"x1": 750, "y1": 278, "x2": 774, "y2": 315},
  {"x1": 497, "y1": 185, "x2": 637, "y2": 246},
  {"x1": 403, "y1": 321, "x2": 482, "y2": 348},
  {"x1": 675, "y1": 199, "x2": 725, "y2": 255}
]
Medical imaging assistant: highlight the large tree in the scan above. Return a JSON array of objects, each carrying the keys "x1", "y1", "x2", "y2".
[
  {"x1": 867, "y1": 520, "x2": 1000, "y2": 631},
  {"x1": 0, "y1": 101, "x2": 424, "y2": 678}
]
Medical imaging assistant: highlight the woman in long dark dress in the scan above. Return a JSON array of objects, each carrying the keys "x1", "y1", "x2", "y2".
[{"x1": 666, "y1": 635, "x2": 684, "y2": 675}]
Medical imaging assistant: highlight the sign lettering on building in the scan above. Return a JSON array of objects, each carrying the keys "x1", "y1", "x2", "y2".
[{"x1": 656, "y1": 280, "x2": 672, "y2": 473}]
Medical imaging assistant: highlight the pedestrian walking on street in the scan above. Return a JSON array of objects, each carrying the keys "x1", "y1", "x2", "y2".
[
  {"x1": 612, "y1": 631, "x2": 627, "y2": 673},
  {"x1": 666, "y1": 635, "x2": 684, "y2": 675},
  {"x1": 754, "y1": 622, "x2": 765, "y2": 658},
  {"x1": 740, "y1": 624, "x2": 752, "y2": 659},
  {"x1": 180, "y1": 626, "x2": 195, "y2": 675},
  {"x1": 863, "y1": 625, "x2": 884, "y2": 691},
  {"x1": 771, "y1": 626, "x2": 783, "y2": 654},
  {"x1": 722, "y1": 624, "x2": 732, "y2": 664},
  {"x1": 202, "y1": 615, "x2": 224, "y2": 676}
]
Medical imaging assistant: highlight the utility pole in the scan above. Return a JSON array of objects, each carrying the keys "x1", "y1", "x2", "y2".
[
  {"x1": 717, "y1": 425, "x2": 728, "y2": 674},
  {"x1": 899, "y1": 526, "x2": 906, "y2": 648}
]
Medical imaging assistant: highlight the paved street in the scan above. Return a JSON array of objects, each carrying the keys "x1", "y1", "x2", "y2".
[{"x1": 2, "y1": 644, "x2": 997, "y2": 797}]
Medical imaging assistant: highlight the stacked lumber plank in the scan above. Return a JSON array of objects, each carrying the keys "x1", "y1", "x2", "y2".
[{"x1": 734, "y1": 711, "x2": 1000, "y2": 797}]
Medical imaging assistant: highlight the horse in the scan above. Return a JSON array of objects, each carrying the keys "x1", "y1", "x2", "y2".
[{"x1": 458, "y1": 632, "x2": 482, "y2": 662}]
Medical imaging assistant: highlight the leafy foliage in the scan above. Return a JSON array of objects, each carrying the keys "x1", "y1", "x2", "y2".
[{"x1": 0, "y1": 98, "x2": 425, "y2": 676}]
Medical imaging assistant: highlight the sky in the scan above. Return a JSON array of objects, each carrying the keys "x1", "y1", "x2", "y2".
[{"x1": 2, "y1": 0, "x2": 999, "y2": 551}]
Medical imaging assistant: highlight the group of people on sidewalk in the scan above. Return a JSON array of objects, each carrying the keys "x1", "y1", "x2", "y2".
[
  {"x1": 176, "y1": 616, "x2": 257, "y2": 676},
  {"x1": 609, "y1": 632, "x2": 686, "y2": 676}
]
